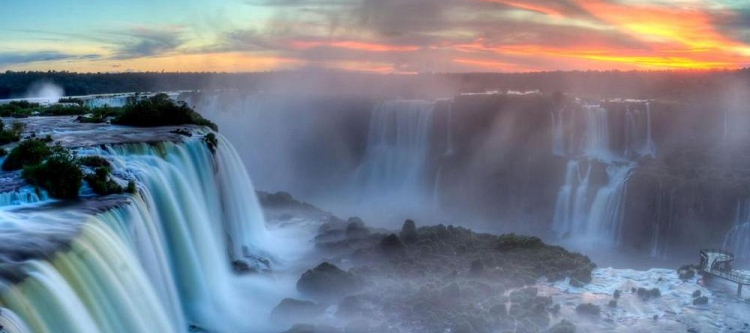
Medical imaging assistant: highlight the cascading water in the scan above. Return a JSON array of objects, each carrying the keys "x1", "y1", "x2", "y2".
[
  {"x1": 552, "y1": 102, "x2": 644, "y2": 246},
  {"x1": 723, "y1": 199, "x2": 750, "y2": 258},
  {"x1": 0, "y1": 187, "x2": 47, "y2": 207},
  {"x1": 639, "y1": 102, "x2": 656, "y2": 157},
  {"x1": 0, "y1": 134, "x2": 271, "y2": 333},
  {"x1": 359, "y1": 100, "x2": 435, "y2": 203}
]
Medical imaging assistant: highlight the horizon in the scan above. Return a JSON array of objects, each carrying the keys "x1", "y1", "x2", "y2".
[{"x1": 2, "y1": 0, "x2": 750, "y2": 73}]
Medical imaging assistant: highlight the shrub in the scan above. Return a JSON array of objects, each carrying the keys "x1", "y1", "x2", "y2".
[
  {"x1": 22, "y1": 150, "x2": 83, "y2": 199},
  {"x1": 80, "y1": 156, "x2": 110, "y2": 168},
  {"x1": 85, "y1": 167, "x2": 126, "y2": 196},
  {"x1": 496, "y1": 233, "x2": 542, "y2": 251},
  {"x1": 112, "y1": 93, "x2": 217, "y2": 131},
  {"x1": 40, "y1": 104, "x2": 88, "y2": 116},
  {"x1": 0, "y1": 120, "x2": 23, "y2": 145},
  {"x1": 58, "y1": 97, "x2": 84, "y2": 106},
  {"x1": 203, "y1": 133, "x2": 218, "y2": 153},
  {"x1": 77, "y1": 106, "x2": 123, "y2": 123},
  {"x1": 2, "y1": 139, "x2": 52, "y2": 171}
]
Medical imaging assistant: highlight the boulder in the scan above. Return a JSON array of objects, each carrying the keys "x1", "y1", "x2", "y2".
[
  {"x1": 345, "y1": 217, "x2": 369, "y2": 239},
  {"x1": 575, "y1": 303, "x2": 600, "y2": 316},
  {"x1": 469, "y1": 259, "x2": 485, "y2": 277},
  {"x1": 693, "y1": 296, "x2": 708, "y2": 305},
  {"x1": 379, "y1": 234, "x2": 405, "y2": 254},
  {"x1": 270, "y1": 298, "x2": 325, "y2": 323},
  {"x1": 546, "y1": 320, "x2": 576, "y2": 333},
  {"x1": 297, "y1": 262, "x2": 360, "y2": 299},
  {"x1": 400, "y1": 219, "x2": 418, "y2": 243}
]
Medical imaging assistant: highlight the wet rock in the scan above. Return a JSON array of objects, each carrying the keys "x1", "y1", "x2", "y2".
[
  {"x1": 336, "y1": 295, "x2": 372, "y2": 317},
  {"x1": 440, "y1": 282, "x2": 461, "y2": 304},
  {"x1": 400, "y1": 219, "x2": 418, "y2": 243},
  {"x1": 346, "y1": 217, "x2": 369, "y2": 239},
  {"x1": 297, "y1": 262, "x2": 360, "y2": 299},
  {"x1": 283, "y1": 324, "x2": 343, "y2": 333},
  {"x1": 469, "y1": 259, "x2": 485, "y2": 277},
  {"x1": 678, "y1": 265, "x2": 696, "y2": 280},
  {"x1": 546, "y1": 320, "x2": 576, "y2": 333},
  {"x1": 451, "y1": 319, "x2": 474, "y2": 333},
  {"x1": 569, "y1": 279, "x2": 584, "y2": 288},
  {"x1": 608, "y1": 300, "x2": 617, "y2": 308},
  {"x1": 379, "y1": 234, "x2": 405, "y2": 254},
  {"x1": 575, "y1": 303, "x2": 600, "y2": 316},
  {"x1": 637, "y1": 287, "x2": 661, "y2": 300},
  {"x1": 693, "y1": 296, "x2": 708, "y2": 305},
  {"x1": 510, "y1": 287, "x2": 538, "y2": 304},
  {"x1": 613, "y1": 290, "x2": 621, "y2": 299},
  {"x1": 270, "y1": 298, "x2": 325, "y2": 323},
  {"x1": 692, "y1": 290, "x2": 701, "y2": 298}
]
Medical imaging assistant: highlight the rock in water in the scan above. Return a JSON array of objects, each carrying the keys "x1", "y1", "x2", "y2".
[
  {"x1": 575, "y1": 303, "x2": 600, "y2": 316},
  {"x1": 270, "y1": 298, "x2": 325, "y2": 323},
  {"x1": 297, "y1": 262, "x2": 360, "y2": 299},
  {"x1": 379, "y1": 234, "x2": 405, "y2": 254},
  {"x1": 693, "y1": 296, "x2": 708, "y2": 305},
  {"x1": 400, "y1": 219, "x2": 418, "y2": 243},
  {"x1": 345, "y1": 217, "x2": 369, "y2": 239},
  {"x1": 547, "y1": 320, "x2": 576, "y2": 333}
]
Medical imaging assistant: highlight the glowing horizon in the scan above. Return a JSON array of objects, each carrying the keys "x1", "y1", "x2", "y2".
[{"x1": 1, "y1": 0, "x2": 748, "y2": 73}]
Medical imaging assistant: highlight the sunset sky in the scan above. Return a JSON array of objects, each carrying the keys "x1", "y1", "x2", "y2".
[{"x1": 1, "y1": 0, "x2": 749, "y2": 73}]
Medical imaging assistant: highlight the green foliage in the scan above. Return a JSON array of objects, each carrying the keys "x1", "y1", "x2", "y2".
[
  {"x1": 203, "y1": 133, "x2": 218, "y2": 153},
  {"x1": 77, "y1": 106, "x2": 123, "y2": 123},
  {"x1": 495, "y1": 233, "x2": 542, "y2": 251},
  {"x1": 39, "y1": 104, "x2": 88, "y2": 116},
  {"x1": 0, "y1": 120, "x2": 23, "y2": 145},
  {"x1": 84, "y1": 166, "x2": 126, "y2": 196},
  {"x1": 0, "y1": 101, "x2": 38, "y2": 117},
  {"x1": 2, "y1": 139, "x2": 52, "y2": 171},
  {"x1": 22, "y1": 150, "x2": 83, "y2": 199},
  {"x1": 80, "y1": 156, "x2": 110, "y2": 168},
  {"x1": 0, "y1": 148, "x2": 6, "y2": 157},
  {"x1": 126, "y1": 180, "x2": 137, "y2": 194},
  {"x1": 112, "y1": 93, "x2": 218, "y2": 131},
  {"x1": 58, "y1": 97, "x2": 84, "y2": 106}
]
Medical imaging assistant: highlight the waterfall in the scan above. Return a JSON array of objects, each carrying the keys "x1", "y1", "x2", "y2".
[
  {"x1": 723, "y1": 199, "x2": 750, "y2": 258},
  {"x1": 359, "y1": 100, "x2": 435, "y2": 202},
  {"x1": 0, "y1": 187, "x2": 47, "y2": 207},
  {"x1": 0, "y1": 134, "x2": 270, "y2": 333},
  {"x1": 551, "y1": 108, "x2": 565, "y2": 156},
  {"x1": 582, "y1": 105, "x2": 613, "y2": 162},
  {"x1": 584, "y1": 164, "x2": 633, "y2": 244},
  {"x1": 639, "y1": 102, "x2": 656, "y2": 157},
  {"x1": 84, "y1": 96, "x2": 129, "y2": 108},
  {"x1": 553, "y1": 101, "x2": 642, "y2": 246}
]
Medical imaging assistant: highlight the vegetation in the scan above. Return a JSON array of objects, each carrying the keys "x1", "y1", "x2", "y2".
[
  {"x1": 84, "y1": 167, "x2": 126, "y2": 195},
  {"x1": 77, "y1": 106, "x2": 123, "y2": 123},
  {"x1": 495, "y1": 233, "x2": 543, "y2": 251},
  {"x1": 112, "y1": 93, "x2": 217, "y2": 130},
  {"x1": 0, "y1": 100, "x2": 87, "y2": 117},
  {"x1": 2, "y1": 139, "x2": 52, "y2": 171},
  {"x1": 0, "y1": 119, "x2": 24, "y2": 145},
  {"x1": 58, "y1": 97, "x2": 84, "y2": 106},
  {"x1": 79, "y1": 156, "x2": 110, "y2": 168},
  {"x1": 22, "y1": 149, "x2": 83, "y2": 200},
  {"x1": 203, "y1": 133, "x2": 218, "y2": 153}
]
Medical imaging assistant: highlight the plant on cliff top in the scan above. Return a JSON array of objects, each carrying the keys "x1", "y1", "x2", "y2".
[{"x1": 112, "y1": 93, "x2": 218, "y2": 131}]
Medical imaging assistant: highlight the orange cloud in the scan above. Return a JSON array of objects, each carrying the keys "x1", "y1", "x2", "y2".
[
  {"x1": 289, "y1": 40, "x2": 420, "y2": 52},
  {"x1": 477, "y1": 0, "x2": 563, "y2": 17}
]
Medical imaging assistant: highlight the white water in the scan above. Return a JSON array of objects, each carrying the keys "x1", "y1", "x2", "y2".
[
  {"x1": 0, "y1": 134, "x2": 273, "y2": 333},
  {"x1": 552, "y1": 102, "x2": 647, "y2": 246},
  {"x1": 723, "y1": 199, "x2": 750, "y2": 258},
  {"x1": 359, "y1": 100, "x2": 435, "y2": 204},
  {"x1": 0, "y1": 187, "x2": 48, "y2": 207}
]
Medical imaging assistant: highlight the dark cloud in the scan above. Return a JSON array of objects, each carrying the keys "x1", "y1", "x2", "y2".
[
  {"x1": 111, "y1": 28, "x2": 186, "y2": 59},
  {"x1": 0, "y1": 51, "x2": 100, "y2": 66}
]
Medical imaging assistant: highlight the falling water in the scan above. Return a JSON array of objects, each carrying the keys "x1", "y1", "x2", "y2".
[
  {"x1": 584, "y1": 164, "x2": 633, "y2": 244},
  {"x1": 0, "y1": 134, "x2": 271, "y2": 333},
  {"x1": 551, "y1": 108, "x2": 565, "y2": 156},
  {"x1": 582, "y1": 105, "x2": 614, "y2": 162},
  {"x1": 359, "y1": 100, "x2": 435, "y2": 201},
  {"x1": 639, "y1": 102, "x2": 656, "y2": 157},
  {"x1": 723, "y1": 199, "x2": 750, "y2": 258},
  {"x1": 0, "y1": 187, "x2": 47, "y2": 207}
]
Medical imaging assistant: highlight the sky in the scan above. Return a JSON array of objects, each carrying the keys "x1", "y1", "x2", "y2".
[{"x1": 1, "y1": 0, "x2": 749, "y2": 73}]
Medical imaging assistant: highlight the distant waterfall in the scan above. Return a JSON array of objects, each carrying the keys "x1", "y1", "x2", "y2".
[
  {"x1": 0, "y1": 135, "x2": 269, "y2": 333},
  {"x1": 552, "y1": 102, "x2": 644, "y2": 246},
  {"x1": 359, "y1": 100, "x2": 435, "y2": 201},
  {"x1": 640, "y1": 102, "x2": 656, "y2": 157},
  {"x1": 723, "y1": 199, "x2": 750, "y2": 258},
  {"x1": 84, "y1": 95, "x2": 129, "y2": 108}
]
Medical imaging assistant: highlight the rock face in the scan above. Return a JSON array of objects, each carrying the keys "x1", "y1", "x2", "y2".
[
  {"x1": 270, "y1": 298, "x2": 325, "y2": 323},
  {"x1": 400, "y1": 219, "x2": 418, "y2": 243},
  {"x1": 575, "y1": 303, "x2": 600, "y2": 316},
  {"x1": 297, "y1": 262, "x2": 361, "y2": 300}
]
